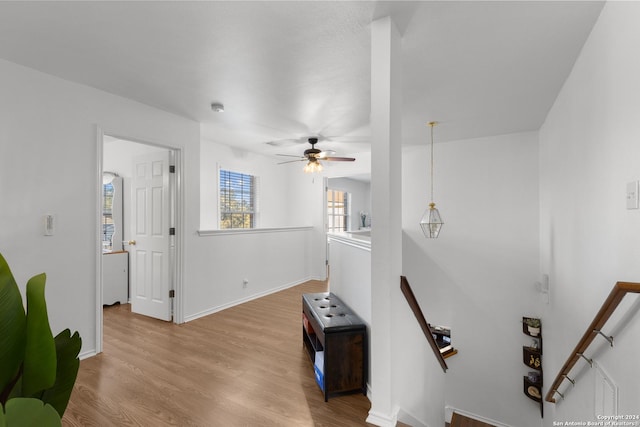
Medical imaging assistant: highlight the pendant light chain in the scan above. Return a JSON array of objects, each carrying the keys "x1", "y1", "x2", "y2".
[
  {"x1": 430, "y1": 122, "x2": 435, "y2": 203},
  {"x1": 420, "y1": 121, "x2": 443, "y2": 238}
]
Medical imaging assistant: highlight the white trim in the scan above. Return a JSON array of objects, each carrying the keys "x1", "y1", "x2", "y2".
[
  {"x1": 366, "y1": 409, "x2": 397, "y2": 427},
  {"x1": 172, "y1": 148, "x2": 185, "y2": 324},
  {"x1": 197, "y1": 226, "x2": 312, "y2": 237},
  {"x1": 445, "y1": 406, "x2": 513, "y2": 427},
  {"x1": 397, "y1": 408, "x2": 430, "y2": 427},
  {"x1": 217, "y1": 167, "x2": 260, "y2": 229},
  {"x1": 183, "y1": 277, "x2": 312, "y2": 323},
  {"x1": 327, "y1": 232, "x2": 371, "y2": 251},
  {"x1": 594, "y1": 361, "x2": 618, "y2": 417},
  {"x1": 95, "y1": 126, "x2": 105, "y2": 355},
  {"x1": 79, "y1": 350, "x2": 97, "y2": 361}
]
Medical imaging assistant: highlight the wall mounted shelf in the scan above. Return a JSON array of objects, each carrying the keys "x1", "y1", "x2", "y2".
[{"x1": 522, "y1": 316, "x2": 543, "y2": 417}]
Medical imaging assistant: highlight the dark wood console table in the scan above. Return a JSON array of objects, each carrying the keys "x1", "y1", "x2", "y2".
[{"x1": 302, "y1": 292, "x2": 367, "y2": 401}]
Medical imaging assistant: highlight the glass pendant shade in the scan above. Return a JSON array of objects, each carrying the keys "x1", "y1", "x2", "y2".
[
  {"x1": 303, "y1": 159, "x2": 323, "y2": 173},
  {"x1": 420, "y1": 202, "x2": 443, "y2": 238}
]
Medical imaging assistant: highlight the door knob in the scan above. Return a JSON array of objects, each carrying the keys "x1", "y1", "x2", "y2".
[{"x1": 123, "y1": 240, "x2": 136, "y2": 246}]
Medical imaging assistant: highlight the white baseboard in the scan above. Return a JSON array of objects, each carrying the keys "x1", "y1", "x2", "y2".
[
  {"x1": 183, "y1": 277, "x2": 313, "y2": 323},
  {"x1": 79, "y1": 349, "x2": 97, "y2": 360},
  {"x1": 366, "y1": 409, "x2": 398, "y2": 427},
  {"x1": 445, "y1": 406, "x2": 512, "y2": 427},
  {"x1": 397, "y1": 407, "x2": 430, "y2": 427}
]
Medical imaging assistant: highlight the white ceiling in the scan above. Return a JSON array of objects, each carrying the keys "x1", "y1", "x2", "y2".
[{"x1": 0, "y1": 1, "x2": 603, "y2": 157}]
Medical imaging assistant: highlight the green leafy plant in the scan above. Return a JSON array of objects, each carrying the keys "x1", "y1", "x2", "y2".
[
  {"x1": 0, "y1": 398, "x2": 62, "y2": 426},
  {"x1": 524, "y1": 317, "x2": 541, "y2": 328},
  {"x1": 0, "y1": 253, "x2": 81, "y2": 426}
]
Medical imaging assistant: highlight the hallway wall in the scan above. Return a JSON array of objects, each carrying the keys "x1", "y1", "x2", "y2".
[
  {"x1": 0, "y1": 58, "x2": 200, "y2": 355},
  {"x1": 539, "y1": 2, "x2": 640, "y2": 423}
]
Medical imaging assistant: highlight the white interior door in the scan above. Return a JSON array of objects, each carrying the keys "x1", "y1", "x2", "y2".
[{"x1": 129, "y1": 150, "x2": 172, "y2": 321}]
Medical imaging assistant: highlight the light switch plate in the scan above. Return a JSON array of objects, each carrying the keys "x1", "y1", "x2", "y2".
[
  {"x1": 44, "y1": 214, "x2": 55, "y2": 236},
  {"x1": 626, "y1": 181, "x2": 639, "y2": 209}
]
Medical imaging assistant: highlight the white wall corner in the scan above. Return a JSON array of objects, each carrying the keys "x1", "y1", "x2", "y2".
[
  {"x1": 445, "y1": 406, "x2": 454, "y2": 423},
  {"x1": 397, "y1": 407, "x2": 430, "y2": 427},
  {"x1": 445, "y1": 406, "x2": 514, "y2": 427},
  {"x1": 366, "y1": 408, "x2": 398, "y2": 427}
]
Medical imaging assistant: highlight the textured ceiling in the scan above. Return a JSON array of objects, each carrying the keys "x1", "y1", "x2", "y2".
[{"x1": 0, "y1": 1, "x2": 604, "y2": 157}]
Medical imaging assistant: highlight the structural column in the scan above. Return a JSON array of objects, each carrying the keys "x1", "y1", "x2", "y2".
[{"x1": 367, "y1": 16, "x2": 403, "y2": 427}]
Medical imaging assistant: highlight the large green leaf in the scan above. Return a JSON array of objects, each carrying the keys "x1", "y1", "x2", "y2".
[
  {"x1": 22, "y1": 274, "x2": 56, "y2": 397},
  {"x1": 0, "y1": 255, "x2": 26, "y2": 403},
  {"x1": 0, "y1": 398, "x2": 61, "y2": 427},
  {"x1": 40, "y1": 329, "x2": 81, "y2": 417}
]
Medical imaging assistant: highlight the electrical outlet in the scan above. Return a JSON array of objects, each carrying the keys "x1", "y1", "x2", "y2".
[{"x1": 242, "y1": 279, "x2": 249, "y2": 288}]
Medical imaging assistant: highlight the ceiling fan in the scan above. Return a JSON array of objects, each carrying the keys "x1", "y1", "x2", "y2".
[{"x1": 277, "y1": 137, "x2": 355, "y2": 173}]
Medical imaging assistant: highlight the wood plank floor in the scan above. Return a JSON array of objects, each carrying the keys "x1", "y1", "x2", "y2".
[
  {"x1": 63, "y1": 280, "x2": 374, "y2": 426},
  {"x1": 450, "y1": 413, "x2": 497, "y2": 427}
]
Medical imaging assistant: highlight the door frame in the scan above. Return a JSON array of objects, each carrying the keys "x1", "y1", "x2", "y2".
[{"x1": 95, "y1": 126, "x2": 185, "y2": 354}]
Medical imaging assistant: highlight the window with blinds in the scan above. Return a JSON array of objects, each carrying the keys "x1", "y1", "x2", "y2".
[
  {"x1": 219, "y1": 169, "x2": 256, "y2": 229},
  {"x1": 327, "y1": 189, "x2": 349, "y2": 232}
]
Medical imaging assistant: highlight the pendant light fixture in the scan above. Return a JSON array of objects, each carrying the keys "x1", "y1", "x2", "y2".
[
  {"x1": 420, "y1": 121, "x2": 444, "y2": 238},
  {"x1": 303, "y1": 158, "x2": 323, "y2": 173}
]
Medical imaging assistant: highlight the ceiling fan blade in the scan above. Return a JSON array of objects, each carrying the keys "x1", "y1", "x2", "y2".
[
  {"x1": 276, "y1": 154, "x2": 305, "y2": 158},
  {"x1": 277, "y1": 159, "x2": 307, "y2": 165},
  {"x1": 323, "y1": 156, "x2": 356, "y2": 162},
  {"x1": 316, "y1": 150, "x2": 336, "y2": 159}
]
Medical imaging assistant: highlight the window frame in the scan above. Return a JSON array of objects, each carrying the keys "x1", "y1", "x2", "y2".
[
  {"x1": 218, "y1": 168, "x2": 258, "y2": 230},
  {"x1": 102, "y1": 181, "x2": 115, "y2": 251},
  {"x1": 327, "y1": 188, "x2": 350, "y2": 233}
]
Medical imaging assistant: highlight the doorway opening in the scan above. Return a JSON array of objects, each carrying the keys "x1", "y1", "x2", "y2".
[
  {"x1": 325, "y1": 175, "x2": 372, "y2": 280},
  {"x1": 96, "y1": 130, "x2": 183, "y2": 354}
]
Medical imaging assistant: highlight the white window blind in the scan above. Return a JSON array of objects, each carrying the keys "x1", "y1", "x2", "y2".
[{"x1": 219, "y1": 169, "x2": 256, "y2": 229}]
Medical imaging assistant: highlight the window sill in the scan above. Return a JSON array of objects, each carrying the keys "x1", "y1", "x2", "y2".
[{"x1": 197, "y1": 226, "x2": 313, "y2": 237}]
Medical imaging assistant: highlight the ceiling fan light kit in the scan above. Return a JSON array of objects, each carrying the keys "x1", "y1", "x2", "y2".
[
  {"x1": 419, "y1": 121, "x2": 444, "y2": 238},
  {"x1": 303, "y1": 159, "x2": 323, "y2": 173}
]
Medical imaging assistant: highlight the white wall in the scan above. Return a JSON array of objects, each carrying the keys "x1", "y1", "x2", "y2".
[
  {"x1": 327, "y1": 234, "x2": 372, "y2": 394},
  {"x1": 199, "y1": 139, "x2": 293, "y2": 230},
  {"x1": 182, "y1": 138, "x2": 327, "y2": 320},
  {"x1": 328, "y1": 237, "x2": 371, "y2": 325},
  {"x1": 399, "y1": 132, "x2": 540, "y2": 427},
  {"x1": 185, "y1": 227, "x2": 315, "y2": 321},
  {"x1": 0, "y1": 57, "x2": 329, "y2": 356},
  {"x1": 540, "y1": 2, "x2": 640, "y2": 424},
  {"x1": 0, "y1": 58, "x2": 200, "y2": 356}
]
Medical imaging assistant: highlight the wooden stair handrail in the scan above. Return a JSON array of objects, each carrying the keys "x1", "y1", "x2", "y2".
[
  {"x1": 546, "y1": 281, "x2": 640, "y2": 403},
  {"x1": 400, "y1": 276, "x2": 448, "y2": 372}
]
